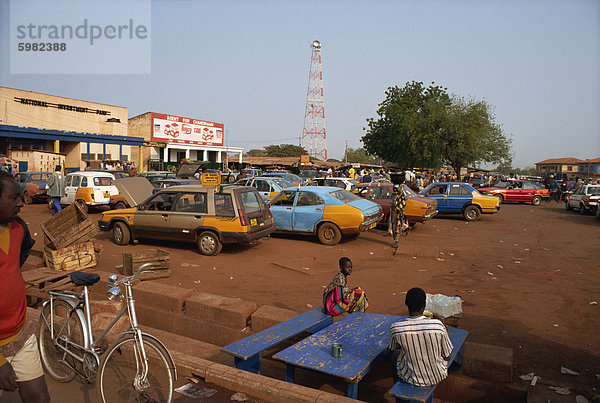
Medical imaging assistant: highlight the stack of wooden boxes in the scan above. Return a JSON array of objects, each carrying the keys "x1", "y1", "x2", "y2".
[{"x1": 40, "y1": 203, "x2": 102, "y2": 271}]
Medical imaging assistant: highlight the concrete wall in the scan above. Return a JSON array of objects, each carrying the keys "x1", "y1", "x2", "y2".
[
  {"x1": 129, "y1": 280, "x2": 300, "y2": 347},
  {"x1": 9, "y1": 150, "x2": 65, "y2": 172}
]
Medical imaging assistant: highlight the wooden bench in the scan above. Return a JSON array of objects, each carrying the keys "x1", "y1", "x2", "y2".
[
  {"x1": 390, "y1": 327, "x2": 468, "y2": 403},
  {"x1": 221, "y1": 307, "x2": 333, "y2": 374}
]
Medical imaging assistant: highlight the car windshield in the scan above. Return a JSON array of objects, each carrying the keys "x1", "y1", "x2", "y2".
[
  {"x1": 330, "y1": 189, "x2": 361, "y2": 203},
  {"x1": 285, "y1": 174, "x2": 302, "y2": 183},
  {"x1": 402, "y1": 185, "x2": 417, "y2": 198},
  {"x1": 239, "y1": 190, "x2": 263, "y2": 214},
  {"x1": 272, "y1": 177, "x2": 294, "y2": 188},
  {"x1": 94, "y1": 177, "x2": 114, "y2": 186}
]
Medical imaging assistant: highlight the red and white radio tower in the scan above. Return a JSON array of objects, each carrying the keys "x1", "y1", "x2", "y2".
[{"x1": 302, "y1": 40, "x2": 328, "y2": 160}]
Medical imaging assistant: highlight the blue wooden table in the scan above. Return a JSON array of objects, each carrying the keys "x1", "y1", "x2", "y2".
[{"x1": 272, "y1": 313, "x2": 404, "y2": 399}]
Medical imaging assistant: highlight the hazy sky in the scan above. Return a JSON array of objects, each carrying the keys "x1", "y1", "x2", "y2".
[{"x1": 1, "y1": 0, "x2": 599, "y2": 167}]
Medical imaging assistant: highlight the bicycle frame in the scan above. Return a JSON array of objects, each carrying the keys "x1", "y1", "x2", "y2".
[{"x1": 43, "y1": 263, "x2": 177, "y2": 386}]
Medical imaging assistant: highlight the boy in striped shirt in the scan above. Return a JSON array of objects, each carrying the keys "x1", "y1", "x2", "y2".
[{"x1": 389, "y1": 287, "x2": 453, "y2": 386}]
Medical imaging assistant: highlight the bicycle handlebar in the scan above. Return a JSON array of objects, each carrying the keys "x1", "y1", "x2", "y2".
[{"x1": 111, "y1": 262, "x2": 164, "y2": 286}]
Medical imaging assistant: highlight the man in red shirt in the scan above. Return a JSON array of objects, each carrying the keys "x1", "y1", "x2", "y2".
[{"x1": 0, "y1": 171, "x2": 50, "y2": 402}]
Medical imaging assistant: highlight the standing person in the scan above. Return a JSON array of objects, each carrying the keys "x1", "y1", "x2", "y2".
[
  {"x1": 389, "y1": 184, "x2": 409, "y2": 254},
  {"x1": 0, "y1": 172, "x2": 50, "y2": 402},
  {"x1": 389, "y1": 287, "x2": 453, "y2": 387},
  {"x1": 322, "y1": 257, "x2": 368, "y2": 316},
  {"x1": 47, "y1": 165, "x2": 64, "y2": 216}
]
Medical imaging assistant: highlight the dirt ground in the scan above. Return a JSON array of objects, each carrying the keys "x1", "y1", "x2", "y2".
[{"x1": 19, "y1": 200, "x2": 600, "y2": 400}]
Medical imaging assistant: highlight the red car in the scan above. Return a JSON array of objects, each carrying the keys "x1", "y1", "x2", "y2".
[{"x1": 479, "y1": 180, "x2": 549, "y2": 205}]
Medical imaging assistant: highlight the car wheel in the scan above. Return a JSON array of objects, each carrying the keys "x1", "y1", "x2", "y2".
[
  {"x1": 579, "y1": 204, "x2": 587, "y2": 215},
  {"x1": 75, "y1": 200, "x2": 88, "y2": 214},
  {"x1": 113, "y1": 222, "x2": 131, "y2": 245},
  {"x1": 463, "y1": 205, "x2": 481, "y2": 222},
  {"x1": 23, "y1": 192, "x2": 33, "y2": 204},
  {"x1": 115, "y1": 201, "x2": 127, "y2": 209},
  {"x1": 317, "y1": 222, "x2": 342, "y2": 245},
  {"x1": 565, "y1": 201, "x2": 572, "y2": 211},
  {"x1": 531, "y1": 196, "x2": 542, "y2": 206},
  {"x1": 496, "y1": 194, "x2": 504, "y2": 203},
  {"x1": 197, "y1": 231, "x2": 222, "y2": 256}
]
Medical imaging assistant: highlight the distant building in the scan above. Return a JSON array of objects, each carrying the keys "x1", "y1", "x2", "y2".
[{"x1": 535, "y1": 157, "x2": 600, "y2": 180}]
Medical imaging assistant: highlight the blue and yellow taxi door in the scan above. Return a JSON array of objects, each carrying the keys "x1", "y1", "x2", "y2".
[
  {"x1": 447, "y1": 183, "x2": 472, "y2": 210},
  {"x1": 291, "y1": 191, "x2": 324, "y2": 233}
]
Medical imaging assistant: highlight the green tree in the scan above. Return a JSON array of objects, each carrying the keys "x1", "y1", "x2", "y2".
[
  {"x1": 363, "y1": 81, "x2": 512, "y2": 174},
  {"x1": 362, "y1": 81, "x2": 451, "y2": 169},
  {"x1": 438, "y1": 97, "x2": 512, "y2": 177},
  {"x1": 245, "y1": 149, "x2": 266, "y2": 157},
  {"x1": 264, "y1": 144, "x2": 308, "y2": 157},
  {"x1": 343, "y1": 147, "x2": 380, "y2": 164}
]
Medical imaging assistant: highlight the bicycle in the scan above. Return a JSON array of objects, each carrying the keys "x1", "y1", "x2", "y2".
[{"x1": 38, "y1": 262, "x2": 177, "y2": 402}]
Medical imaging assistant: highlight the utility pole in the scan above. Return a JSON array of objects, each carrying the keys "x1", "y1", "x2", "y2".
[{"x1": 345, "y1": 140, "x2": 348, "y2": 163}]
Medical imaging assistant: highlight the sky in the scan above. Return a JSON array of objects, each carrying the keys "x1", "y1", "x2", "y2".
[{"x1": 1, "y1": 0, "x2": 599, "y2": 168}]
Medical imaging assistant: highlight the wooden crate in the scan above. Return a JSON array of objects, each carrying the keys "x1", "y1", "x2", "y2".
[
  {"x1": 40, "y1": 203, "x2": 98, "y2": 249},
  {"x1": 122, "y1": 249, "x2": 170, "y2": 280},
  {"x1": 43, "y1": 241, "x2": 97, "y2": 271}
]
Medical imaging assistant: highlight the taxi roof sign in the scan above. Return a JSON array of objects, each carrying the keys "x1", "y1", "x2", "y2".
[{"x1": 201, "y1": 173, "x2": 221, "y2": 187}]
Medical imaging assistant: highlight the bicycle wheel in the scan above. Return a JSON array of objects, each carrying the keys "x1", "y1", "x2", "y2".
[
  {"x1": 38, "y1": 299, "x2": 85, "y2": 382},
  {"x1": 97, "y1": 335, "x2": 174, "y2": 403}
]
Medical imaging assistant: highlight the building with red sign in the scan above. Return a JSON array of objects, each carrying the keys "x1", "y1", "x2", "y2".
[{"x1": 129, "y1": 112, "x2": 242, "y2": 171}]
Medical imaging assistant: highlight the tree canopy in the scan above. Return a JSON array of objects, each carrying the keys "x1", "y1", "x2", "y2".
[
  {"x1": 343, "y1": 147, "x2": 380, "y2": 165},
  {"x1": 245, "y1": 144, "x2": 308, "y2": 158},
  {"x1": 362, "y1": 81, "x2": 512, "y2": 175}
]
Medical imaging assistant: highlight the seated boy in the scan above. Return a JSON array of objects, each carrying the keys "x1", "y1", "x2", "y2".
[{"x1": 389, "y1": 287, "x2": 453, "y2": 386}]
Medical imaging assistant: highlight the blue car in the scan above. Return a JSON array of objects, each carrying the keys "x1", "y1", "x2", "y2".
[
  {"x1": 267, "y1": 186, "x2": 383, "y2": 245},
  {"x1": 419, "y1": 182, "x2": 501, "y2": 221},
  {"x1": 15, "y1": 171, "x2": 51, "y2": 204}
]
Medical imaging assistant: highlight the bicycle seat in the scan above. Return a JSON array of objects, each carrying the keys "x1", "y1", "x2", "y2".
[{"x1": 70, "y1": 272, "x2": 101, "y2": 286}]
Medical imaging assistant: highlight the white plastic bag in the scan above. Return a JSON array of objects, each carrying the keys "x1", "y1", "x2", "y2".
[{"x1": 425, "y1": 293, "x2": 463, "y2": 317}]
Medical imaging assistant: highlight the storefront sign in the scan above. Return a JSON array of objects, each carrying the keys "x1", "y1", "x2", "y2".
[
  {"x1": 143, "y1": 141, "x2": 166, "y2": 148},
  {"x1": 300, "y1": 154, "x2": 310, "y2": 164},
  {"x1": 14, "y1": 97, "x2": 111, "y2": 115},
  {"x1": 151, "y1": 112, "x2": 224, "y2": 146}
]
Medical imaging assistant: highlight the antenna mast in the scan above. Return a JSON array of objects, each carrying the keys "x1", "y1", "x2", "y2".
[{"x1": 301, "y1": 40, "x2": 328, "y2": 160}]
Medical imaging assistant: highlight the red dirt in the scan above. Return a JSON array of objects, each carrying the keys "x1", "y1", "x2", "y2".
[{"x1": 21, "y1": 200, "x2": 600, "y2": 399}]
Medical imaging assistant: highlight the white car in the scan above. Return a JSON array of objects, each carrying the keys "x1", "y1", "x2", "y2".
[
  {"x1": 566, "y1": 184, "x2": 600, "y2": 214},
  {"x1": 60, "y1": 171, "x2": 119, "y2": 213},
  {"x1": 235, "y1": 176, "x2": 294, "y2": 201},
  {"x1": 309, "y1": 177, "x2": 358, "y2": 192}
]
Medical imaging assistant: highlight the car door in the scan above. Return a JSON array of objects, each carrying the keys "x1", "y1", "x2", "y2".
[
  {"x1": 569, "y1": 187, "x2": 582, "y2": 208},
  {"x1": 448, "y1": 184, "x2": 472, "y2": 210},
  {"x1": 520, "y1": 182, "x2": 536, "y2": 202},
  {"x1": 268, "y1": 190, "x2": 296, "y2": 231},
  {"x1": 504, "y1": 181, "x2": 521, "y2": 202},
  {"x1": 369, "y1": 185, "x2": 392, "y2": 220},
  {"x1": 133, "y1": 192, "x2": 176, "y2": 239},
  {"x1": 64, "y1": 174, "x2": 80, "y2": 204},
  {"x1": 169, "y1": 191, "x2": 207, "y2": 241},
  {"x1": 424, "y1": 184, "x2": 449, "y2": 211},
  {"x1": 292, "y1": 191, "x2": 325, "y2": 232}
]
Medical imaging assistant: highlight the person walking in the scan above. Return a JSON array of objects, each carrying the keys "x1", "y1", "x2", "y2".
[{"x1": 47, "y1": 165, "x2": 64, "y2": 215}]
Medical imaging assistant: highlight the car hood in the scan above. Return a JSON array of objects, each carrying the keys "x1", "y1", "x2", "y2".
[
  {"x1": 114, "y1": 177, "x2": 154, "y2": 207},
  {"x1": 346, "y1": 198, "x2": 382, "y2": 215}
]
